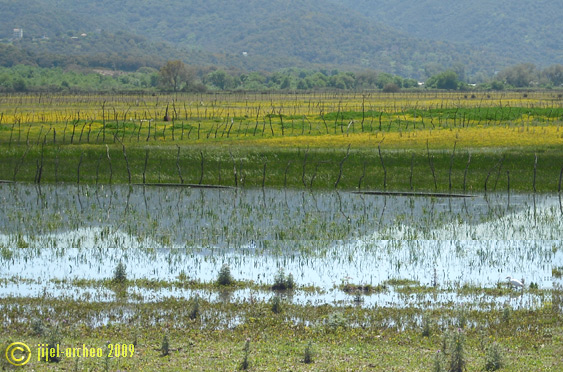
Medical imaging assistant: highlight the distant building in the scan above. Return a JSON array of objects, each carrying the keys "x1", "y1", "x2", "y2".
[{"x1": 13, "y1": 28, "x2": 23, "y2": 40}]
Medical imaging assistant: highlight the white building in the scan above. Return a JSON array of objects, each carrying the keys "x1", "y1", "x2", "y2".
[{"x1": 13, "y1": 28, "x2": 23, "y2": 40}]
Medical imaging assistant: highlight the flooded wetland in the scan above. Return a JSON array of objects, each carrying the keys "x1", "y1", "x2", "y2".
[{"x1": 0, "y1": 91, "x2": 561, "y2": 370}]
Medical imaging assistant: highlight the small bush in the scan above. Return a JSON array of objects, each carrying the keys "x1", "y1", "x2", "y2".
[
  {"x1": 189, "y1": 295, "x2": 200, "y2": 320},
  {"x1": 456, "y1": 309, "x2": 467, "y2": 329},
  {"x1": 502, "y1": 306, "x2": 511, "y2": 323},
  {"x1": 31, "y1": 319, "x2": 44, "y2": 336},
  {"x1": 303, "y1": 342, "x2": 314, "y2": 364},
  {"x1": 42, "y1": 327, "x2": 61, "y2": 363},
  {"x1": 112, "y1": 261, "x2": 127, "y2": 284},
  {"x1": 239, "y1": 339, "x2": 250, "y2": 370},
  {"x1": 484, "y1": 342, "x2": 504, "y2": 371},
  {"x1": 433, "y1": 350, "x2": 444, "y2": 372},
  {"x1": 216, "y1": 264, "x2": 234, "y2": 286},
  {"x1": 382, "y1": 83, "x2": 400, "y2": 93},
  {"x1": 421, "y1": 313, "x2": 432, "y2": 337},
  {"x1": 161, "y1": 334, "x2": 169, "y2": 356},
  {"x1": 448, "y1": 330, "x2": 466, "y2": 372},
  {"x1": 272, "y1": 269, "x2": 295, "y2": 290},
  {"x1": 327, "y1": 312, "x2": 348, "y2": 330}
]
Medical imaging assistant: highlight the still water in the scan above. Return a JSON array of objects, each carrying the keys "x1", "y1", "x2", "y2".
[{"x1": 0, "y1": 184, "x2": 560, "y2": 308}]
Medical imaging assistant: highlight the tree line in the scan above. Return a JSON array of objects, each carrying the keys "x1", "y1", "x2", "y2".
[{"x1": 1, "y1": 60, "x2": 562, "y2": 94}]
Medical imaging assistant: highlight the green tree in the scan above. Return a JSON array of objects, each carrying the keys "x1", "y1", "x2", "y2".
[
  {"x1": 206, "y1": 70, "x2": 235, "y2": 90},
  {"x1": 542, "y1": 64, "x2": 563, "y2": 86},
  {"x1": 426, "y1": 70, "x2": 460, "y2": 90},
  {"x1": 497, "y1": 63, "x2": 537, "y2": 87},
  {"x1": 159, "y1": 60, "x2": 189, "y2": 92}
]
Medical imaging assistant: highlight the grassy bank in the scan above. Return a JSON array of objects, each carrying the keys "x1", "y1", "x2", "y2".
[{"x1": 1, "y1": 282, "x2": 560, "y2": 371}]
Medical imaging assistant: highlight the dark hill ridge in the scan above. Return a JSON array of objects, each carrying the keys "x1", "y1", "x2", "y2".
[
  {"x1": 334, "y1": 0, "x2": 563, "y2": 68},
  {"x1": 1, "y1": 0, "x2": 540, "y2": 78}
]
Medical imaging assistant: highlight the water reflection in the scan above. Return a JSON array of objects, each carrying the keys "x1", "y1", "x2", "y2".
[{"x1": 0, "y1": 184, "x2": 560, "y2": 306}]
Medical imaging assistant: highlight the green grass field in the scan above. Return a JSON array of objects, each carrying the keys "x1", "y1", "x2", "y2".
[{"x1": 1, "y1": 91, "x2": 562, "y2": 192}]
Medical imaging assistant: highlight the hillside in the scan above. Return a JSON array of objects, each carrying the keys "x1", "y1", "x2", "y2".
[
  {"x1": 0, "y1": 0, "x2": 533, "y2": 78},
  {"x1": 335, "y1": 0, "x2": 563, "y2": 68}
]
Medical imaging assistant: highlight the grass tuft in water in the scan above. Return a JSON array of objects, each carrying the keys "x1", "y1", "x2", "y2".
[
  {"x1": 112, "y1": 261, "x2": 127, "y2": 284},
  {"x1": 271, "y1": 268, "x2": 295, "y2": 290},
  {"x1": 216, "y1": 264, "x2": 234, "y2": 286}
]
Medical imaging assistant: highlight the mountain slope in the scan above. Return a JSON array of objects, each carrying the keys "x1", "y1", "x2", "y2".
[
  {"x1": 334, "y1": 0, "x2": 563, "y2": 67},
  {"x1": 1, "y1": 0, "x2": 519, "y2": 77}
]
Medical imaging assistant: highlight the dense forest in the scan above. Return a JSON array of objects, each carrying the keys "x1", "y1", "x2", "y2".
[
  {"x1": 0, "y1": 0, "x2": 523, "y2": 78},
  {"x1": 335, "y1": 0, "x2": 563, "y2": 68},
  {"x1": 1, "y1": 0, "x2": 561, "y2": 92}
]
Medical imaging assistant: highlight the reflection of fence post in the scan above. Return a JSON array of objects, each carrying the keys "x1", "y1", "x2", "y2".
[
  {"x1": 507, "y1": 170, "x2": 510, "y2": 194},
  {"x1": 199, "y1": 151, "x2": 204, "y2": 185},
  {"x1": 426, "y1": 139, "x2": 437, "y2": 190},
  {"x1": 95, "y1": 153, "x2": 102, "y2": 184},
  {"x1": 229, "y1": 150, "x2": 237, "y2": 187},
  {"x1": 106, "y1": 145, "x2": 112, "y2": 185},
  {"x1": 13, "y1": 145, "x2": 30, "y2": 181},
  {"x1": 77, "y1": 151, "x2": 84, "y2": 184},
  {"x1": 358, "y1": 160, "x2": 366, "y2": 190},
  {"x1": 122, "y1": 144, "x2": 131, "y2": 184},
  {"x1": 176, "y1": 145, "x2": 184, "y2": 184},
  {"x1": 463, "y1": 153, "x2": 471, "y2": 192},
  {"x1": 284, "y1": 161, "x2": 292, "y2": 188},
  {"x1": 36, "y1": 139, "x2": 45, "y2": 184},
  {"x1": 410, "y1": 153, "x2": 414, "y2": 191},
  {"x1": 378, "y1": 144, "x2": 386, "y2": 191},
  {"x1": 334, "y1": 144, "x2": 351, "y2": 189},
  {"x1": 143, "y1": 149, "x2": 149, "y2": 184},
  {"x1": 262, "y1": 161, "x2": 267, "y2": 188},
  {"x1": 448, "y1": 142, "x2": 457, "y2": 192},
  {"x1": 533, "y1": 153, "x2": 538, "y2": 193},
  {"x1": 55, "y1": 146, "x2": 61, "y2": 183},
  {"x1": 302, "y1": 147, "x2": 309, "y2": 188}
]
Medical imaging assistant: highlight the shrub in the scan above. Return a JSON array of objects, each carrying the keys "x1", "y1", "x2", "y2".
[
  {"x1": 42, "y1": 327, "x2": 61, "y2": 363},
  {"x1": 433, "y1": 350, "x2": 444, "y2": 372},
  {"x1": 303, "y1": 342, "x2": 314, "y2": 364},
  {"x1": 112, "y1": 261, "x2": 127, "y2": 284},
  {"x1": 421, "y1": 313, "x2": 432, "y2": 337},
  {"x1": 189, "y1": 295, "x2": 200, "y2": 320},
  {"x1": 448, "y1": 330, "x2": 466, "y2": 372},
  {"x1": 216, "y1": 264, "x2": 234, "y2": 286},
  {"x1": 239, "y1": 339, "x2": 250, "y2": 370},
  {"x1": 272, "y1": 268, "x2": 295, "y2": 290},
  {"x1": 327, "y1": 312, "x2": 348, "y2": 330},
  {"x1": 161, "y1": 334, "x2": 169, "y2": 356},
  {"x1": 502, "y1": 306, "x2": 511, "y2": 323},
  {"x1": 484, "y1": 342, "x2": 504, "y2": 371},
  {"x1": 382, "y1": 83, "x2": 400, "y2": 93}
]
